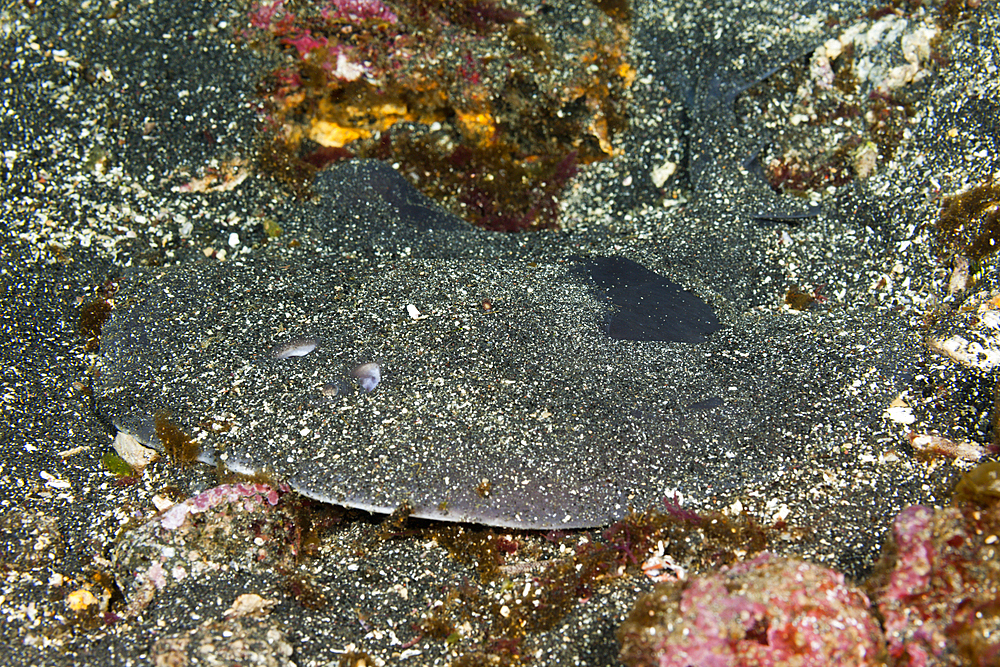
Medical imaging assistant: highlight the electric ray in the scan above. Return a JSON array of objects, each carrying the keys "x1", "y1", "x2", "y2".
[{"x1": 96, "y1": 160, "x2": 918, "y2": 529}]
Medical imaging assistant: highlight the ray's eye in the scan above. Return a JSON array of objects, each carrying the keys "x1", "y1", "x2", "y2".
[
  {"x1": 351, "y1": 362, "x2": 381, "y2": 392},
  {"x1": 272, "y1": 337, "x2": 319, "y2": 359}
]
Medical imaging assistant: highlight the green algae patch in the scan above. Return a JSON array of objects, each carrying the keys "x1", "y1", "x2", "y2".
[{"x1": 101, "y1": 451, "x2": 134, "y2": 477}]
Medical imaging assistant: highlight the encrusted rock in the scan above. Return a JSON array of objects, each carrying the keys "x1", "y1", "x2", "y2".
[
  {"x1": 617, "y1": 552, "x2": 884, "y2": 667},
  {"x1": 150, "y1": 618, "x2": 294, "y2": 667},
  {"x1": 871, "y1": 465, "x2": 1000, "y2": 666},
  {"x1": 113, "y1": 483, "x2": 296, "y2": 617}
]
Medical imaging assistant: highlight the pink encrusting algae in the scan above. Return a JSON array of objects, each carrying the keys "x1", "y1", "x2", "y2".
[{"x1": 160, "y1": 482, "x2": 283, "y2": 530}]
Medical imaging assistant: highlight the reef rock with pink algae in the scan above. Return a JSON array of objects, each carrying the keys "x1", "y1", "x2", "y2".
[
  {"x1": 617, "y1": 551, "x2": 884, "y2": 667},
  {"x1": 871, "y1": 461, "x2": 1000, "y2": 667},
  {"x1": 112, "y1": 482, "x2": 319, "y2": 618}
]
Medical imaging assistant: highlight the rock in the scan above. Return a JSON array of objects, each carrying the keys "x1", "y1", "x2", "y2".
[
  {"x1": 150, "y1": 618, "x2": 293, "y2": 667},
  {"x1": 112, "y1": 430, "x2": 160, "y2": 471},
  {"x1": 871, "y1": 464, "x2": 1000, "y2": 666},
  {"x1": 617, "y1": 552, "x2": 884, "y2": 667}
]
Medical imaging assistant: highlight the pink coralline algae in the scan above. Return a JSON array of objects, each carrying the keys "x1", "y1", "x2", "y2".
[
  {"x1": 249, "y1": 0, "x2": 396, "y2": 36},
  {"x1": 281, "y1": 31, "x2": 330, "y2": 59},
  {"x1": 617, "y1": 552, "x2": 885, "y2": 667},
  {"x1": 246, "y1": 0, "x2": 396, "y2": 74},
  {"x1": 249, "y1": 0, "x2": 285, "y2": 29},
  {"x1": 159, "y1": 482, "x2": 282, "y2": 530},
  {"x1": 871, "y1": 469, "x2": 1000, "y2": 667},
  {"x1": 323, "y1": 0, "x2": 397, "y2": 24}
]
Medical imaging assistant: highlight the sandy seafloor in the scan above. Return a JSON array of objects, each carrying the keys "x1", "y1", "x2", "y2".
[{"x1": 1, "y1": 0, "x2": 999, "y2": 664}]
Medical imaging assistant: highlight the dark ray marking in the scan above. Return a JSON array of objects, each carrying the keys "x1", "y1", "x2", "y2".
[{"x1": 579, "y1": 256, "x2": 721, "y2": 343}]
